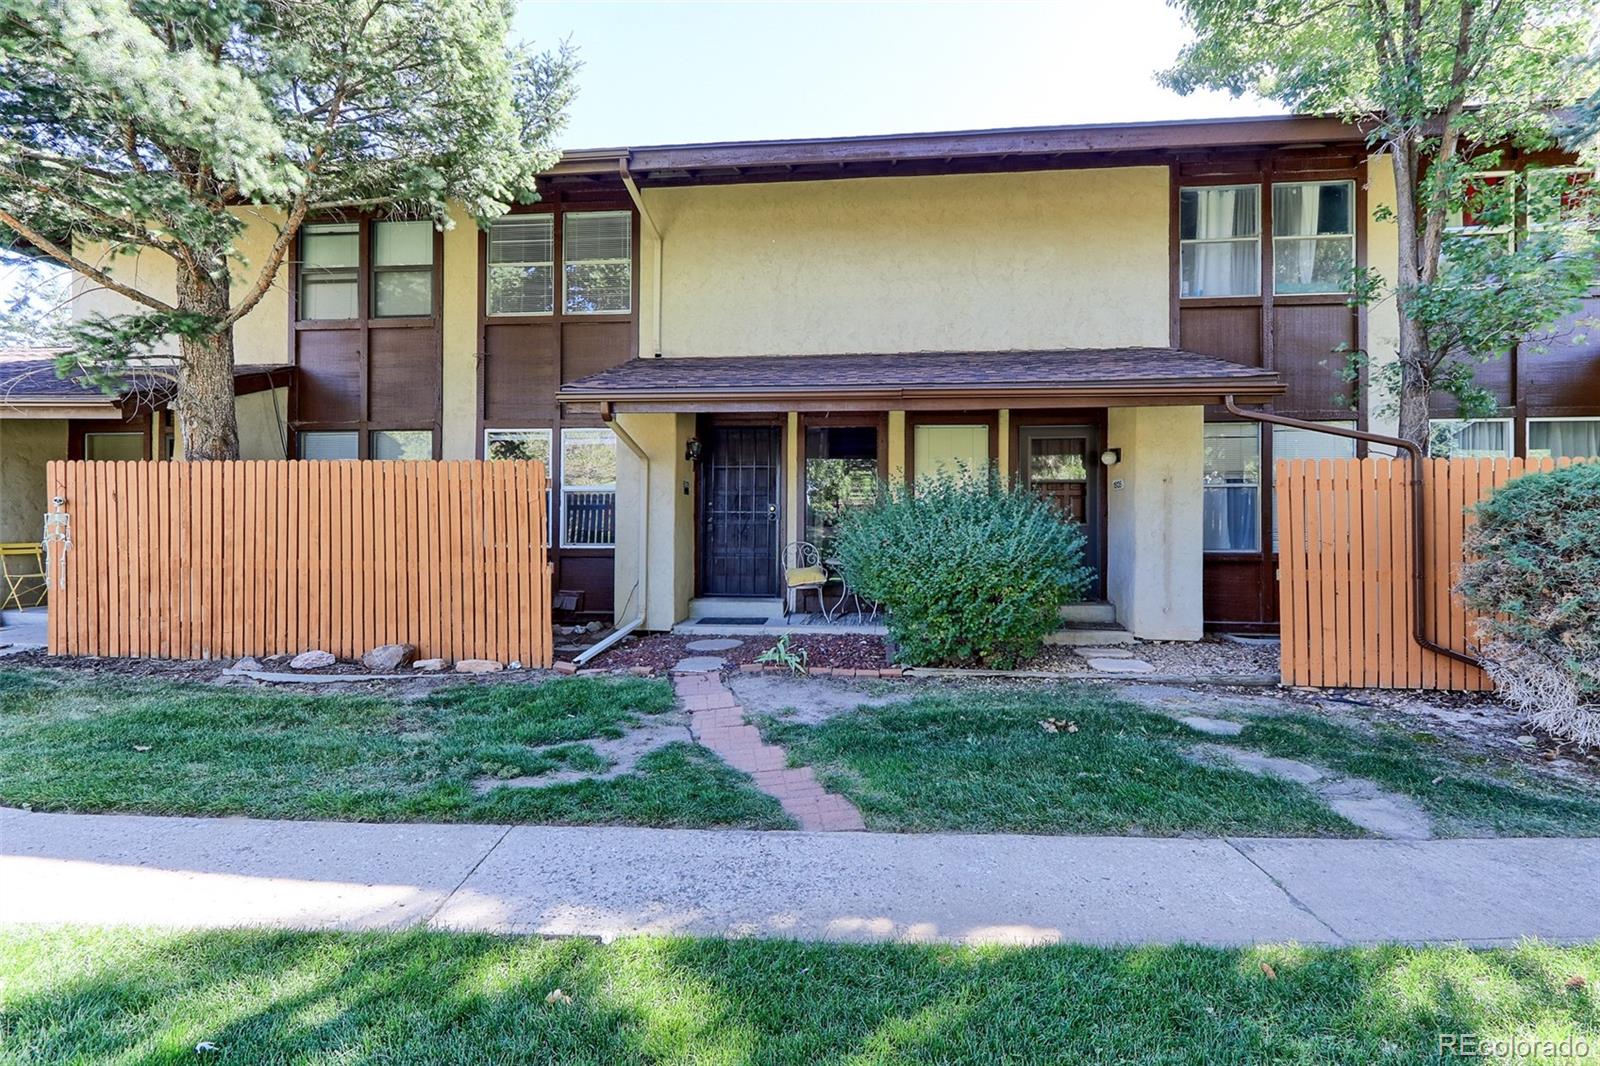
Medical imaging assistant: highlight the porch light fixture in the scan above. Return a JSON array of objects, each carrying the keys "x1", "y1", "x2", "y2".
[
  {"x1": 1099, "y1": 448, "x2": 1122, "y2": 467},
  {"x1": 685, "y1": 437, "x2": 703, "y2": 463}
]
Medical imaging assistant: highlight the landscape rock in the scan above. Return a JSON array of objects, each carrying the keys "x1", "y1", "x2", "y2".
[
  {"x1": 455, "y1": 659, "x2": 505, "y2": 674},
  {"x1": 553, "y1": 661, "x2": 578, "y2": 675},
  {"x1": 585, "y1": 621, "x2": 603, "y2": 633},
  {"x1": 289, "y1": 650, "x2": 336, "y2": 670},
  {"x1": 361, "y1": 643, "x2": 417, "y2": 671},
  {"x1": 412, "y1": 658, "x2": 447, "y2": 672},
  {"x1": 228, "y1": 657, "x2": 263, "y2": 673},
  {"x1": 1086, "y1": 657, "x2": 1155, "y2": 674}
]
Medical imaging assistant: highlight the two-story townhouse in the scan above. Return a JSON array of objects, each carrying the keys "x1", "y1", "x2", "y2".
[{"x1": 44, "y1": 112, "x2": 1600, "y2": 639}]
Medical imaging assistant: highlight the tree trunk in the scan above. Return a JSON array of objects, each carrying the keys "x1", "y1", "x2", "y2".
[
  {"x1": 1389, "y1": 140, "x2": 1433, "y2": 453},
  {"x1": 174, "y1": 263, "x2": 241, "y2": 461}
]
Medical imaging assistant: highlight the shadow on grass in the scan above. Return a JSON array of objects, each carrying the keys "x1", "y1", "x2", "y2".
[{"x1": 6, "y1": 928, "x2": 1599, "y2": 1064}]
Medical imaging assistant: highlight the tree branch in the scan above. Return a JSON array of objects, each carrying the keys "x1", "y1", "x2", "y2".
[{"x1": 0, "y1": 207, "x2": 176, "y2": 313}]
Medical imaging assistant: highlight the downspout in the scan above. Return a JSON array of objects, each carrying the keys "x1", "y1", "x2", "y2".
[
  {"x1": 573, "y1": 401, "x2": 649, "y2": 666},
  {"x1": 618, "y1": 159, "x2": 664, "y2": 357},
  {"x1": 1222, "y1": 395, "x2": 1479, "y2": 669}
]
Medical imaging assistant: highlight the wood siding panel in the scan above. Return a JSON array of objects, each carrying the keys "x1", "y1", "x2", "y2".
[
  {"x1": 1177, "y1": 307, "x2": 1262, "y2": 366},
  {"x1": 561, "y1": 321, "x2": 636, "y2": 383},
  {"x1": 483, "y1": 321, "x2": 560, "y2": 422},
  {"x1": 1273, "y1": 305, "x2": 1357, "y2": 416},
  {"x1": 44, "y1": 460, "x2": 552, "y2": 667},
  {"x1": 295, "y1": 331, "x2": 363, "y2": 423},
  {"x1": 368, "y1": 328, "x2": 443, "y2": 425}
]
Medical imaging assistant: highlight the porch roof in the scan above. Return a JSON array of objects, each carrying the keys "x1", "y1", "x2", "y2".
[{"x1": 559, "y1": 348, "x2": 1285, "y2": 413}]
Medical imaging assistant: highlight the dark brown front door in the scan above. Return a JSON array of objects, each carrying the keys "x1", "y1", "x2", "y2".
[
  {"x1": 699, "y1": 425, "x2": 781, "y2": 597},
  {"x1": 1019, "y1": 426, "x2": 1103, "y2": 594}
]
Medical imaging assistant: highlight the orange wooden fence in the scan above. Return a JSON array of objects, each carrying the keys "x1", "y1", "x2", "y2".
[
  {"x1": 1275, "y1": 456, "x2": 1565, "y2": 691},
  {"x1": 44, "y1": 460, "x2": 551, "y2": 666}
]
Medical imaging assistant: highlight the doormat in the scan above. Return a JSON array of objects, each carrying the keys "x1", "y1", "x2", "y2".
[{"x1": 691, "y1": 616, "x2": 772, "y2": 626}]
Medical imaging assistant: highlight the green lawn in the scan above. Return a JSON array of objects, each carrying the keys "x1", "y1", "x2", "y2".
[
  {"x1": 3, "y1": 927, "x2": 1599, "y2": 1064},
  {"x1": 0, "y1": 670, "x2": 790, "y2": 829},
  {"x1": 1224, "y1": 711, "x2": 1600, "y2": 837},
  {"x1": 756, "y1": 684, "x2": 1600, "y2": 837}
]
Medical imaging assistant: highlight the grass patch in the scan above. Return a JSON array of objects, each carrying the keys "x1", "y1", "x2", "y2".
[
  {"x1": 758, "y1": 685, "x2": 1357, "y2": 835},
  {"x1": 4, "y1": 927, "x2": 1599, "y2": 1064},
  {"x1": 1221, "y1": 712, "x2": 1600, "y2": 837},
  {"x1": 0, "y1": 670, "x2": 789, "y2": 829}
]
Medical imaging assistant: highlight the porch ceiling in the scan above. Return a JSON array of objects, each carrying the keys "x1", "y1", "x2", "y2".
[{"x1": 559, "y1": 348, "x2": 1285, "y2": 413}]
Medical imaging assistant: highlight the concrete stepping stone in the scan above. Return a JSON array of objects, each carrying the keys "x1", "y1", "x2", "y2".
[
  {"x1": 1077, "y1": 647, "x2": 1136, "y2": 658},
  {"x1": 1178, "y1": 714, "x2": 1245, "y2": 737},
  {"x1": 671, "y1": 656, "x2": 726, "y2": 674},
  {"x1": 1087, "y1": 657, "x2": 1155, "y2": 674},
  {"x1": 686, "y1": 638, "x2": 745, "y2": 652},
  {"x1": 1190, "y1": 744, "x2": 1434, "y2": 839}
]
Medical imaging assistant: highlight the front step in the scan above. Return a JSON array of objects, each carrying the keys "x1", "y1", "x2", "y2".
[
  {"x1": 1044, "y1": 621, "x2": 1136, "y2": 646},
  {"x1": 687, "y1": 597, "x2": 783, "y2": 622},
  {"x1": 1059, "y1": 600, "x2": 1117, "y2": 625}
]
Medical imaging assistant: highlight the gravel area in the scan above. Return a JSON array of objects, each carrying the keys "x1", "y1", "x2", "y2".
[
  {"x1": 1024, "y1": 637, "x2": 1281, "y2": 678},
  {"x1": 589, "y1": 632, "x2": 889, "y2": 672}
]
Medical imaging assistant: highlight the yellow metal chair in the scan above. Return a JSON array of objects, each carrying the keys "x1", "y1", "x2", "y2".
[{"x1": 0, "y1": 543, "x2": 47, "y2": 610}]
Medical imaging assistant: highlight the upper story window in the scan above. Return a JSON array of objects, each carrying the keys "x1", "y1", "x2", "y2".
[
  {"x1": 371, "y1": 221, "x2": 434, "y2": 317},
  {"x1": 1527, "y1": 167, "x2": 1598, "y2": 234},
  {"x1": 1272, "y1": 181, "x2": 1355, "y2": 294},
  {"x1": 1446, "y1": 172, "x2": 1515, "y2": 251},
  {"x1": 563, "y1": 211, "x2": 632, "y2": 314},
  {"x1": 298, "y1": 222, "x2": 359, "y2": 320},
  {"x1": 487, "y1": 215, "x2": 555, "y2": 316},
  {"x1": 1180, "y1": 185, "x2": 1261, "y2": 298}
]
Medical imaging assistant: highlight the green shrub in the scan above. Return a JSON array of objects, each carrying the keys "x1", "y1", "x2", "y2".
[
  {"x1": 1457, "y1": 462, "x2": 1600, "y2": 744},
  {"x1": 833, "y1": 470, "x2": 1093, "y2": 667}
]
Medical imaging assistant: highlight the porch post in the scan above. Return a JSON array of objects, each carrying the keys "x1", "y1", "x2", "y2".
[{"x1": 1104, "y1": 405, "x2": 1204, "y2": 640}]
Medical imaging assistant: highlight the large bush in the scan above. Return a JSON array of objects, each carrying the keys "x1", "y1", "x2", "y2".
[
  {"x1": 1457, "y1": 463, "x2": 1600, "y2": 744},
  {"x1": 833, "y1": 471, "x2": 1093, "y2": 667}
]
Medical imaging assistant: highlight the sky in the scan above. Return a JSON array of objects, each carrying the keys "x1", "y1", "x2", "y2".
[{"x1": 513, "y1": 0, "x2": 1284, "y2": 151}]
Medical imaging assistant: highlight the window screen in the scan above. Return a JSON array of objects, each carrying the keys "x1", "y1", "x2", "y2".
[
  {"x1": 299, "y1": 223, "x2": 358, "y2": 320},
  {"x1": 1203, "y1": 422, "x2": 1261, "y2": 552},
  {"x1": 487, "y1": 216, "x2": 555, "y2": 315},
  {"x1": 562, "y1": 212, "x2": 631, "y2": 314},
  {"x1": 372, "y1": 220, "x2": 434, "y2": 318},
  {"x1": 370, "y1": 429, "x2": 433, "y2": 460},
  {"x1": 1180, "y1": 186, "x2": 1260, "y2": 297},
  {"x1": 1272, "y1": 181, "x2": 1355, "y2": 294},
  {"x1": 1529, "y1": 418, "x2": 1600, "y2": 459},
  {"x1": 1429, "y1": 419, "x2": 1513, "y2": 458},
  {"x1": 298, "y1": 430, "x2": 359, "y2": 460}
]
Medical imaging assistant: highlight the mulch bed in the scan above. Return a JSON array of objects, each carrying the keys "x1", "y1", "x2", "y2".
[{"x1": 587, "y1": 632, "x2": 890, "y2": 673}]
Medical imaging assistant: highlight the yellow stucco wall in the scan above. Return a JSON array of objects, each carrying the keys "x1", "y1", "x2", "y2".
[
  {"x1": 0, "y1": 419, "x2": 66, "y2": 542},
  {"x1": 612, "y1": 412, "x2": 696, "y2": 629},
  {"x1": 1364, "y1": 155, "x2": 1403, "y2": 440},
  {"x1": 440, "y1": 205, "x2": 481, "y2": 459},
  {"x1": 70, "y1": 207, "x2": 291, "y2": 366},
  {"x1": 1104, "y1": 405, "x2": 1204, "y2": 640},
  {"x1": 639, "y1": 167, "x2": 1170, "y2": 357}
]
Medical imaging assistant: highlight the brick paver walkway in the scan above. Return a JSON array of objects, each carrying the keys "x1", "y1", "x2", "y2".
[{"x1": 672, "y1": 667, "x2": 866, "y2": 832}]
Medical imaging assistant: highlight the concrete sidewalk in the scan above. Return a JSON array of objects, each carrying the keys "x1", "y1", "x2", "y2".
[{"x1": 3, "y1": 806, "x2": 1596, "y2": 947}]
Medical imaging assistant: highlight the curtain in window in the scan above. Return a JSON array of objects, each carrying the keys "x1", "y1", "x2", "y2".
[
  {"x1": 1203, "y1": 423, "x2": 1261, "y2": 552},
  {"x1": 1529, "y1": 420, "x2": 1600, "y2": 459},
  {"x1": 1432, "y1": 419, "x2": 1512, "y2": 458},
  {"x1": 1181, "y1": 187, "x2": 1259, "y2": 297}
]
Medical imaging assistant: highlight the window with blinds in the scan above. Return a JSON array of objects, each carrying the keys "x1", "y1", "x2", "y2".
[
  {"x1": 298, "y1": 223, "x2": 359, "y2": 320},
  {"x1": 562, "y1": 211, "x2": 632, "y2": 314},
  {"x1": 487, "y1": 216, "x2": 555, "y2": 316},
  {"x1": 1180, "y1": 185, "x2": 1261, "y2": 298}
]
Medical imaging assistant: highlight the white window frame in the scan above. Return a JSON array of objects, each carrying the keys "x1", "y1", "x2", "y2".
[
  {"x1": 1526, "y1": 166, "x2": 1599, "y2": 234},
  {"x1": 485, "y1": 215, "x2": 555, "y2": 317},
  {"x1": 297, "y1": 221, "x2": 360, "y2": 322},
  {"x1": 1179, "y1": 184, "x2": 1262, "y2": 299},
  {"x1": 561, "y1": 210, "x2": 633, "y2": 316},
  {"x1": 1428, "y1": 417, "x2": 1514, "y2": 458},
  {"x1": 1527, "y1": 416, "x2": 1600, "y2": 459},
  {"x1": 1445, "y1": 170, "x2": 1516, "y2": 251},
  {"x1": 558, "y1": 427, "x2": 618, "y2": 549},
  {"x1": 1270, "y1": 180, "x2": 1356, "y2": 296}
]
